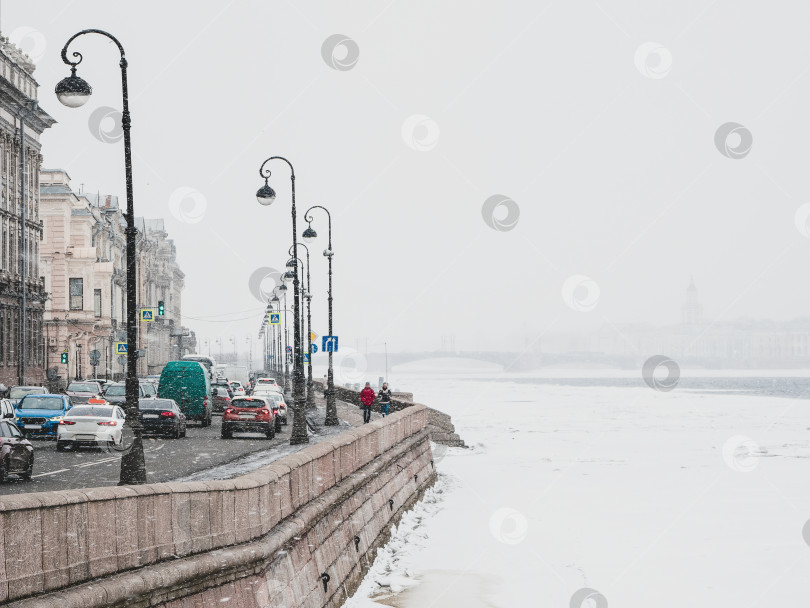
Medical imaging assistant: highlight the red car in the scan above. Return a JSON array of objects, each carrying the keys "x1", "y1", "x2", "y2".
[
  {"x1": 0, "y1": 420, "x2": 33, "y2": 481},
  {"x1": 221, "y1": 396, "x2": 276, "y2": 439}
]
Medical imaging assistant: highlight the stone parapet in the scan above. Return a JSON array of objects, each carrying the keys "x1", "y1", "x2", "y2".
[{"x1": 1, "y1": 405, "x2": 430, "y2": 605}]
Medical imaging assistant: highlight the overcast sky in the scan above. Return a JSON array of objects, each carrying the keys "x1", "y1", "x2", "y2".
[{"x1": 6, "y1": 1, "x2": 810, "y2": 355}]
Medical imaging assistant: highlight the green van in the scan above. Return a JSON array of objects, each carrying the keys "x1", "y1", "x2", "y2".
[{"x1": 158, "y1": 361, "x2": 212, "y2": 426}]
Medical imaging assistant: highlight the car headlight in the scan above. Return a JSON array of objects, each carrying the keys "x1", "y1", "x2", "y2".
[{"x1": 48, "y1": 416, "x2": 63, "y2": 422}]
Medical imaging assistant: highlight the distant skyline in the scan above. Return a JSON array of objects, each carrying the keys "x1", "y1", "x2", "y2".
[{"x1": 6, "y1": 1, "x2": 810, "y2": 357}]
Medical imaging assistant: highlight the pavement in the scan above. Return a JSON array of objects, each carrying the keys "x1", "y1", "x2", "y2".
[{"x1": 0, "y1": 391, "x2": 382, "y2": 496}]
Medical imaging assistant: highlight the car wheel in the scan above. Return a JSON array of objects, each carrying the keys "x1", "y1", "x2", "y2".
[
  {"x1": 21, "y1": 461, "x2": 33, "y2": 481},
  {"x1": 201, "y1": 416, "x2": 209, "y2": 428},
  {"x1": 173, "y1": 426, "x2": 181, "y2": 439},
  {"x1": 283, "y1": 416, "x2": 288, "y2": 425},
  {"x1": 0, "y1": 459, "x2": 7, "y2": 483},
  {"x1": 181, "y1": 426, "x2": 187, "y2": 438},
  {"x1": 221, "y1": 425, "x2": 232, "y2": 439},
  {"x1": 275, "y1": 417, "x2": 282, "y2": 432},
  {"x1": 266, "y1": 425, "x2": 275, "y2": 440},
  {"x1": 56, "y1": 440, "x2": 68, "y2": 452}
]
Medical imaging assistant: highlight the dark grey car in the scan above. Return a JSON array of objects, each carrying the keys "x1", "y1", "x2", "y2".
[
  {"x1": 102, "y1": 382, "x2": 149, "y2": 405},
  {"x1": 66, "y1": 381, "x2": 103, "y2": 405}
]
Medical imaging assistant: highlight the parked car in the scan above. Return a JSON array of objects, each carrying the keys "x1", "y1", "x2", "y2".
[
  {"x1": 229, "y1": 381, "x2": 246, "y2": 397},
  {"x1": 138, "y1": 398, "x2": 186, "y2": 438},
  {"x1": 66, "y1": 381, "x2": 103, "y2": 405},
  {"x1": 158, "y1": 361, "x2": 212, "y2": 426},
  {"x1": 15, "y1": 394, "x2": 73, "y2": 438},
  {"x1": 9, "y1": 386, "x2": 48, "y2": 407},
  {"x1": 212, "y1": 386, "x2": 232, "y2": 414},
  {"x1": 102, "y1": 382, "x2": 150, "y2": 405},
  {"x1": 221, "y1": 396, "x2": 276, "y2": 439},
  {"x1": 0, "y1": 420, "x2": 33, "y2": 481},
  {"x1": 0, "y1": 398, "x2": 15, "y2": 420},
  {"x1": 56, "y1": 404, "x2": 126, "y2": 451}
]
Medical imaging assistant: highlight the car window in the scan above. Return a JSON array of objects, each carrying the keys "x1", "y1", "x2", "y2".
[
  {"x1": 104, "y1": 385, "x2": 126, "y2": 396},
  {"x1": 7, "y1": 422, "x2": 22, "y2": 438},
  {"x1": 19, "y1": 396, "x2": 64, "y2": 410},
  {"x1": 232, "y1": 398, "x2": 265, "y2": 408},
  {"x1": 142, "y1": 384, "x2": 156, "y2": 396},
  {"x1": 68, "y1": 383, "x2": 99, "y2": 392},
  {"x1": 66, "y1": 406, "x2": 115, "y2": 417},
  {"x1": 10, "y1": 387, "x2": 47, "y2": 399},
  {"x1": 0, "y1": 422, "x2": 10, "y2": 437}
]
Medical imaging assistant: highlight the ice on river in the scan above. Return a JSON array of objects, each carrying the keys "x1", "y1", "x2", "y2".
[{"x1": 344, "y1": 364, "x2": 810, "y2": 607}]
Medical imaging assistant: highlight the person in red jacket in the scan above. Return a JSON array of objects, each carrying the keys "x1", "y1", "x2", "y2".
[{"x1": 360, "y1": 382, "x2": 375, "y2": 424}]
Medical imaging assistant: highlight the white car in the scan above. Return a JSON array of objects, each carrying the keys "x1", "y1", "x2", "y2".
[
  {"x1": 229, "y1": 381, "x2": 246, "y2": 397},
  {"x1": 261, "y1": 392, "x2": 288, "y2": 426},
  {"x1": 255, "y1": 377, "x2": 278, "y2": 387},
  {"x1": 56, "y1": 404, "x2": 126, "y2": 451},
  {"x1": 0, "y1": 398, "x2": 15, "y2": 420}
]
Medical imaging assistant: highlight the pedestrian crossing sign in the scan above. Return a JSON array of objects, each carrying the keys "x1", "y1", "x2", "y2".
[
  {"x1": 301, "y1": 353, "x2": 310, "y2": 364},
  {"x1": 115, "y1": 342, "x2": 128, "y2": 354},
  {"x1": 141, "y1": 309, "x2": 154, "y2": 322},
  {"x1": 269, "y1": 312, "x2": 280, "y2": 325}
]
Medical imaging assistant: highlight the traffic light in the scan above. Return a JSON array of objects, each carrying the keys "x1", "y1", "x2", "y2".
[
  {"x1": 61, "y1": 351, "x2": 68, "y2": 364},
  {"x1": 158, "y1": 300, "x2": 165, "y2": 316}
]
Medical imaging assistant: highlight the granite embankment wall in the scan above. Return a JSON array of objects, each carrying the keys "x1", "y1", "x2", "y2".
[
  {"x1": 1, "y1": 405, "x2": 434, "y2": 607},
  {"x1": 317, "y1": 381, "x2": 466, "y2": 447}
]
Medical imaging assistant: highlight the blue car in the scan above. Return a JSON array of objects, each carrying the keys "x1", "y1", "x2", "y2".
[{"x1": 15, "y1": 394, "x2": 72, "y2": 438}]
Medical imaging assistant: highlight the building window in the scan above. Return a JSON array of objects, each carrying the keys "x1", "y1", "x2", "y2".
[
  {"x1": 94, "y1": 289, "x2": 102, "y2": 317},
  {"x1": 69, "y1": 278, "x2": 83, "y2": 310}
]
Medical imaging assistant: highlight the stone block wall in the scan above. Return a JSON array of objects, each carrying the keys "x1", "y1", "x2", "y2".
[{"x1": 1, "y1": 405, "x2": 431, "y2": 606}]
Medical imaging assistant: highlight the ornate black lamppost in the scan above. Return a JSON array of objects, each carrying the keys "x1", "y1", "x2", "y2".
[
  {"x1": 256, "y1": 156, "x2": 307, "y2": 444},
  {"x1": 289, "y1": 244, "x2": 313, "y2": 409},
  {"x1": 57, "y1": 30, "x2": 145, "y2": 484},
  {"x1": 302, "y1": 206, "x2": 337, "y2": 425}
]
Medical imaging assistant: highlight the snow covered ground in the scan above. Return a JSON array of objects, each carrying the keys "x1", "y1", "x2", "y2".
[{"x1": 344, "y1": 361, "x2": 810, "y2": 607}]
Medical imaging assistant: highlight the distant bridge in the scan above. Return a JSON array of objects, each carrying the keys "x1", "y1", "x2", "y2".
[{"x1": 361, "y1": 351, "x2": 637, "y2": 372}]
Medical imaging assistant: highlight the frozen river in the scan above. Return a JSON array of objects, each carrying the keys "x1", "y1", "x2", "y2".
[{"x1": 340, "y1": 361, "x2": 810, "y2": 607}]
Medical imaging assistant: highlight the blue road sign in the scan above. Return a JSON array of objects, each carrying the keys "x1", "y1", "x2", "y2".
[
  {"x1": 269, "y1": 312, "x2": 280, "y2": 325},
  {"x1": 310, "y1": 343, "x2": 318, "y2": 354},
  {"x1": 286, "y1": 345, "x2": 292, "y2": 353},
  {"x1": 322, "y1": 336, "x2": 339, "y2": 352}
]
